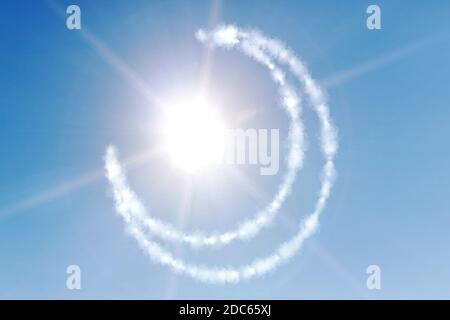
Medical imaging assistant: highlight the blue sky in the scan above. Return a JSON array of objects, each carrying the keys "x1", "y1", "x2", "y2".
[{"x1": 1, "y1": 0, "x2": 450, "y2": 299}]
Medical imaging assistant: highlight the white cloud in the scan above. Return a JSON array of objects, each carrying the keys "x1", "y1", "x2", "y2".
[{"x1": 105, "y1": 25, "x2": 338, "y2": 283}]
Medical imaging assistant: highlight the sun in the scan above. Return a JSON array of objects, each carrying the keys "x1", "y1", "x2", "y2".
[{"x1": 162, "y1": 95, "x2": 227, "y2": 174}]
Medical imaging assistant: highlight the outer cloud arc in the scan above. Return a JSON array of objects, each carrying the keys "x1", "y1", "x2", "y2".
[{"x1": 105, "y1": 25, "x2": 338, "y2": 283}]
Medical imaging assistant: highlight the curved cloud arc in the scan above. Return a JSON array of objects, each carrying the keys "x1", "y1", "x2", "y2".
[{"x1": 105, "y1": 25, "x2": 338, "y2": 283}]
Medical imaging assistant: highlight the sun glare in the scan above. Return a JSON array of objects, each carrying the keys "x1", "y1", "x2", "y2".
[{"x1": 162, "y1": 95, "x2": 227, "y2": 174}]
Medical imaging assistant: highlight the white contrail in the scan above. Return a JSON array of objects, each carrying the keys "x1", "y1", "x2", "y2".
[{"x1": 105, "y1": 25, "x2": 338, "y2": 283}]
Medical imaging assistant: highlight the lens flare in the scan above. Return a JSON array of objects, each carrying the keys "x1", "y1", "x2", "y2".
[{"x1": 163, "y1": 96, "x2": 227, "y2": 174}]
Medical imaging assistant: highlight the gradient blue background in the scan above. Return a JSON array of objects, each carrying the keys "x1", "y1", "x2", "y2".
[{"x1": 1, "y1": 0, "x2": 450, "y2": 299}]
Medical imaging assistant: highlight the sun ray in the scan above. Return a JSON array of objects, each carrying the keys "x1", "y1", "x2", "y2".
[
  {"x1": 224, "y1": 166, "x2": 271, "y2": 206},
  {"x1": 0, "y1": 146, "x2": 165, "y2": 220},
  {"x1": 199, "y1": 0, "x2": 223, "y2": 96},
  {"x1": 164, "y1": 176, "x2": 193, "y2": 299},
  {"x1": 308, "y1": 240, "x2": 371, "y2": 299},
  {"x1": 322, "y1": 33, "x2": 446, "y2": 88},
  {"x1": 46, "y1": 0, "x2": 166, "y2": 110},
  {"x1": 276, "y1": 214, "x2": 369, "y2": 298},
  {"x1": 165, "y1": 1, "x2": 222, "y2": 296}
]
